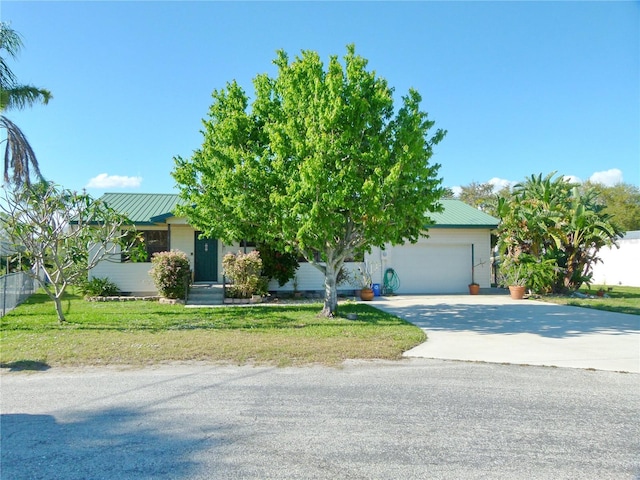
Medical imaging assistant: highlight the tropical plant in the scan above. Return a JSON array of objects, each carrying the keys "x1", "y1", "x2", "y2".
[
  {"x1": 497, "y1": 172, "x2": 623, "y2": 292},
  {"x1": 1, "y1": 22, "x2": 52, "y2": 186},
  {"x1": 149, "y1": 250, "x2": 191, "y2": 299},
  {"x1": 173, "y1": 44, "x2": 446, "y2": 316},
  {"x1": 498, "y1": 254, "x2": 557, "y2": 293}
]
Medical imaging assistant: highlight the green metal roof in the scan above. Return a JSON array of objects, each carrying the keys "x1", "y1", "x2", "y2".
[
  {"x1": 427, "y1": 199, "x2": 500, "y2": 229},
  {"x1": 99, "y1": 193, "x2": 181, "y2": 225},
  {"x1": 97, "y1": 194, "x2": 498, "y2": 229}
]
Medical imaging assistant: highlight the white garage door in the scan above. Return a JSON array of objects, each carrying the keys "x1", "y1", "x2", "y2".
[{"x1": 384, "y1": 243, "x2": 470, "y2": 294}]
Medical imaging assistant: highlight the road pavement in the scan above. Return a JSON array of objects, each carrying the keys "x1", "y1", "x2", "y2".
[{"x1": 1, "y1": 361, "x2": 639, "y2": 479}]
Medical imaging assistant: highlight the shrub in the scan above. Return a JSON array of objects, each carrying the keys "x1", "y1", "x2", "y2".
[
  {"x1": 79, "y1": 277, "x2": 120, "y2": 297},
  {"x1": 222, "y1": 250, "x2": 268, "y2": 298},
  {"x1": 149, "y1": 251, "x2": 192, "y2": 299},
  {"x1": 498, "y1": 254, "x2": 558, "y2": 293},
  {"x1": 257, "y1": 243, "x2": 299, "y2": 287}
]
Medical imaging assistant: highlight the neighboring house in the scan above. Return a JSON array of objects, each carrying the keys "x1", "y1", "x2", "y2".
[
  {"x1": 89, "y1": 193, "x2": 499, "y2": 295},
  {"x1": 590, "y1": 231, "x2": 640, "y2": 288}
]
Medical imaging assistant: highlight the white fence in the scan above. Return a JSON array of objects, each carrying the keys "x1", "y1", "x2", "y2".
[
  {"x1": 1, "y1": 272, "x2": 39, "y2": 317},
  {"x1": 590, "y1": 231, "x2": 640, "y2": 287}
]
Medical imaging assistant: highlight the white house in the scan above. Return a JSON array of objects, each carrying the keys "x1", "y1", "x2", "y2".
[{"x1": 88, "y1": 193, "x2": 499, "y2": 295}]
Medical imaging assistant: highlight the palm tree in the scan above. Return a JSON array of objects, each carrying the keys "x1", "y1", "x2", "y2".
[{"x1": 1, "y1": 22, "x2": 52, "y2": 186}]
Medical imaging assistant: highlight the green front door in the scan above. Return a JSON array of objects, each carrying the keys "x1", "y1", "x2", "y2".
[{"x1": 194, "y1": 233, "x2": 218, "y2": 282}]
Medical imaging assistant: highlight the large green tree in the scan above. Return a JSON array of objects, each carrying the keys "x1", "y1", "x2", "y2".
[
  {"x1": 1, "y1": 182, "x2": 136, "y2": 323},
  {"x1": 584, "y1": 181, "x2": 640, "y2": 232},
  {"x1": 1, "y1": 22, "x2": 52, "y2": 186},
  {"x1": 173, "y1": 45, "x2": 446, "y2": 315},
  {"x1": 497, "y1": 172, "x2": 622, "y2": 292}
]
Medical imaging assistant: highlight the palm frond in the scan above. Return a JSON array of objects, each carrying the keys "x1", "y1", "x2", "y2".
[
  {"x1": 1, "y1": 115, "x2": 44, "y2": 186},
  {"x1": 1, "y1": 86, "x2": 52, "y2": 111}
]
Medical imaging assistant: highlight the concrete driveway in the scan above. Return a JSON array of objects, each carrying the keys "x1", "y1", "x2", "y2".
[{"x1": 370, "y1": 294, "x2": 640, "y2": 373}]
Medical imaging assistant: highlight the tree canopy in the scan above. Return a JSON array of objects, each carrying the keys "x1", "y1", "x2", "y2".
[
  {"x1": 584, "y1": 181, "x2": 640, "y2": 232},
  {"x1": 173, "y1": 45, "x2": 446, "y2": 315},
  {"x1": 1, "y1": 182, "x2": 135, "y2": 323}
]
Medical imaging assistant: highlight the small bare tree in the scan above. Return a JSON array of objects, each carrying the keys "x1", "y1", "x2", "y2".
[{"x1": 1, "y1": 182, "x2": 137, "y2": 322}]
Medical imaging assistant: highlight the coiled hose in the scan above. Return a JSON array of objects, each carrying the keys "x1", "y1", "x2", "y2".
[{"x1": 383, "y1": 268, "x2": 400, "y2": 295}]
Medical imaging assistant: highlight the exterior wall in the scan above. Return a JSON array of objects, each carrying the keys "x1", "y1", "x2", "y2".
[
  {"x1": 366, "y1": 228, "x2": 493, "y2": 294},
  {"x1": 266, "y1": 262, "x2": 360, "y2": 293},
  {"x1": 89, "y1": 222, "x2": 493, "y2": 295},
  {"x1": 590, "y1": 231, "x2": 640, "y2": 287},
  {"x1": 168, "y1": 224, "x2": 196, "y2": 273},
  {"x1": 219, "y1": 243, "x2": 359, "y2": 292},
  {"x1": 90, "y1": 225, "x2": 168, "y2": 295},
  {"x1": 90, "y1": 261, "x2": 156, "y2": 294}
]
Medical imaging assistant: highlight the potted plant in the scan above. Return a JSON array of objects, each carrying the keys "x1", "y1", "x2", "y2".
[
  {"x1": 468, "y1": 246, "x2": 485, "y2": 295},
  {"x1": 356, "y1": 262, "x2": 378, "y2": 301},
  {"x1": 498, "y1": 258, "x2": 528, "y2": 300}
]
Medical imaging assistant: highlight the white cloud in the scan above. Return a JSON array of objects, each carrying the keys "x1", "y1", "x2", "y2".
[
  {"x1": 450, "y1": 185, "x2": 462, "y2": 197},
  {"x1": 589, "y1": 168, "x2": 623, "y2": 186},
  {"x1": 563, "y1": 175, "x2": 582, "y2": 184},
  {"x1": 86, "y1": 173, "x2": 143, "y2": 189},
  {"x1": 487, "y1": 177, "x2": 516, "y2": 192}
]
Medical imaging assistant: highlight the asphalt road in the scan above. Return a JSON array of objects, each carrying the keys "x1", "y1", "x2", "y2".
[{"x1": 1, "y1": 360, "x2": 639, "y2": 479}]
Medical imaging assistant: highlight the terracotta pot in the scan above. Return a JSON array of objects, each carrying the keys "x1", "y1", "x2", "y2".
[
  {"x1": 509, "y1": 285, "x2": 526, "y2": 300},
  {"x1": 360, "y1": 288, "x2": 374, "y2": 301},
  {"x1": 468, "y1": 284, "x2": 480, "y2": 295}
]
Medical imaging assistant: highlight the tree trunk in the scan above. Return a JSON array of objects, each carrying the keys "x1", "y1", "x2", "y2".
[
  {"x1": 53, "y1": 296, "x2": 66, "y2": 323},
  {"x1": 321, "y1": 261, "x2": 338, "y2": 317}
]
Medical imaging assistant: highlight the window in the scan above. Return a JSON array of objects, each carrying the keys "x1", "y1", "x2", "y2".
[{"x1": 121, "y1": 230, "x2": 168, "y2": 262}]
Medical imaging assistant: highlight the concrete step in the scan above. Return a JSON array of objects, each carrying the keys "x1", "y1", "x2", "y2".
[{"x1": 187, "y1": 284, "x2": 224, "y2": 306}]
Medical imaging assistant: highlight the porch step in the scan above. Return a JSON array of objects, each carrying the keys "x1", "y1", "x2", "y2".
[{"x1": 186, "y1": 283, "x2": 224, "y2": 306}]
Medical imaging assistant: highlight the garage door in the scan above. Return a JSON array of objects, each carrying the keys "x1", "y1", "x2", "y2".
[{"x1": 384, "y1": 243, "x2": 470, "y2": 294}]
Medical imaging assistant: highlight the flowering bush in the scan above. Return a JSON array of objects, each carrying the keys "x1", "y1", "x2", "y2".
[
  {"x1": 222, "y1": 250, "x2": 268, "y2": 298},
  {"x1": 149, "y1": 251, "x2": 191, "y2": 299}
]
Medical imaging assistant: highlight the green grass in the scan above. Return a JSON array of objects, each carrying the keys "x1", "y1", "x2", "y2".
[
  {"x1": 538, "y1": 285, "x2": 640, "y2": 316},
  {"x1": 0, "y1": 290, "x2": 426, "y2": 369}
]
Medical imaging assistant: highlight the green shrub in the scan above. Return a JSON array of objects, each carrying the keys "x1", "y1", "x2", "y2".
[
  {"x1": 222, "y1": 250, "x2": 268, "y2": 298},
  {"x1": 79, "y1": 277, "x2": 120, "y2": 297},
  {"x1": 149, "y1": 251, "x2": 192, "y2": 299},
  {"x1": 257, "y1": 243, "x2": 299, "y2": 287},
  {"x1": 498, "y1": 254, "x2": 558, "y2": 293}
]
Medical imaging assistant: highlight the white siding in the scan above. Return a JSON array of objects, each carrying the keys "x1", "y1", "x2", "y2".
[
  {"x1": 366, "y1": 229, "x2": 493, "y2": 294},
  {"x1": 219, "y1": 244, "x2": 359, "y2": 292},
  {"x1": 267, "y1": 262, "x2": 360, "y2": 292},
  {"x1": 90, "y1": 225, "x2": 175, "y2": 295},
  {"x1": 90, "y1": 261, "x2": 156, "y2": 294},
  {"x1": 89, "y1": 222, "x2": 494, "y2": 295},
  {"x1": 169, "y1": 224, "x2": 196, "y2": 273}
]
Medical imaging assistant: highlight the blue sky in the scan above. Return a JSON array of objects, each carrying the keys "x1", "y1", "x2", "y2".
[{"x1": 2, "y1": 1, "x2": 639, "y2": 198}]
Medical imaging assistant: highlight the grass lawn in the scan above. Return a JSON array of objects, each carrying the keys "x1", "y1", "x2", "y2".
[
  {"x1": 538, "y1": 285, "x2": 640, "y2": 316},
  {"x1": 0, "y1": 290, "x2": 426, "y2": 369}
]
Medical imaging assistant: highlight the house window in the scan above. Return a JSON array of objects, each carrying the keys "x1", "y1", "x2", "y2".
[{"x1": 121, "y1": 230, "x2": 168, "y2": 262}]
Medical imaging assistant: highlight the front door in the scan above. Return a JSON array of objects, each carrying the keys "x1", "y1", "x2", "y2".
[{"x1": 194, "y1": 233, "x2": 218, "y2": 282}]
